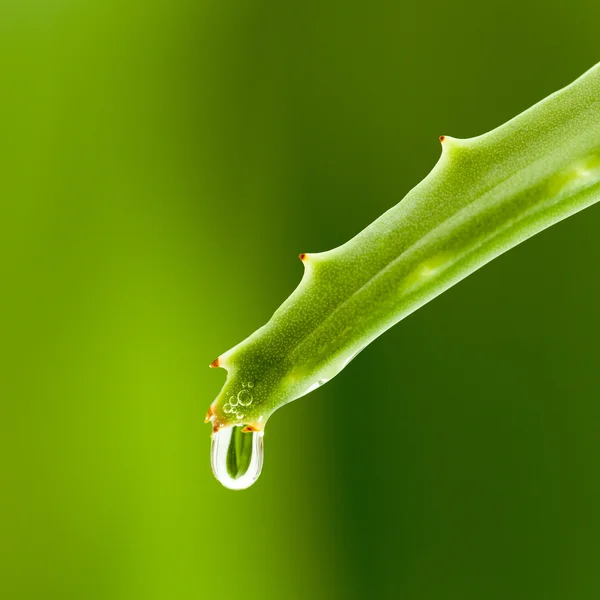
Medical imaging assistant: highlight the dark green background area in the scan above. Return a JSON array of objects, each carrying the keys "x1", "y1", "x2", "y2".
[{"x1": 2, "y1": 1, "x2": 599, "y2": 598}]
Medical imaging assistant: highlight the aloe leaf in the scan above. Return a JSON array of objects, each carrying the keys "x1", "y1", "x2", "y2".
[{"x1": 207, "y1": 62, "x2": 600, "y2": 488}]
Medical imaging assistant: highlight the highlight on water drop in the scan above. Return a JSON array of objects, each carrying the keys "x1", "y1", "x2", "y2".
[{"x1": 210, "y1": 426, "x2": 264, "y2": 490}]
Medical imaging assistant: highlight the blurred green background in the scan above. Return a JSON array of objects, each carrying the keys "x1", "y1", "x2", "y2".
[{"x1": 2, "y1": 1, "x2": 599, "y2": 598}]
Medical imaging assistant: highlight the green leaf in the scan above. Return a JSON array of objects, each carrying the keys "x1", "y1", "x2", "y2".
[{"x1": 208, "y1": 62, "x2": 600, "y2": 442}]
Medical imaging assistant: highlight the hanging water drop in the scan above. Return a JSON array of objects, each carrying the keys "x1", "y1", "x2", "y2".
[{"x1": 211, "y1": 426, "x2": 264, "y2": 490}]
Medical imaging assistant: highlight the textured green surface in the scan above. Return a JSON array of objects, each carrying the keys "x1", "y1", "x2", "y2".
[
  {"x1": 209, "y1": 63, "x2": 600, "y2": 432},
  {"x1": 3, "y1": 0, "x2": 600, "y2": 598}
]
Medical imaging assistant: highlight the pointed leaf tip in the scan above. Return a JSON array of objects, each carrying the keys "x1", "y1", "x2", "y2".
[{"x1": 209, "y1": 357, "x2": 220, "y2": 368}]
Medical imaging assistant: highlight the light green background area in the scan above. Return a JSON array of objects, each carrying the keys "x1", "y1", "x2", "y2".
[{"x1": 1, "y1": 1, "x2": 599, "y2": 599}]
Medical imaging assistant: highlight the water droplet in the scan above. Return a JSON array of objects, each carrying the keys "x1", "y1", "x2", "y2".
[
  {"x1": 247, "y1": 381, "x2": 254, "y2": 388},
  {"x1": 306, "y1": 378, "x2": 329, "y2": 394},
  {"x1": 242, "y1": 382, "x2": 247, "y2": 387},
  {"x1": 223, "y1": 403, "x2": 233, "y2": 414},
  {"x1": 237, "y1": 389, "x2": 253, "y2": 406},
  {"x1": 229, "y1": 394, "x2": 239, "y2": 407},
  {"x1": 211, "y1": 426, "x2": 264, "y2": 490},
  {"x1": 236, "y1": 412, "x2": 244, "y2": 420}
]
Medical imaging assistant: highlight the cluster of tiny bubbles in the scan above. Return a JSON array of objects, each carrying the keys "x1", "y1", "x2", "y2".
[{"x1": 221, "y1": 381, "x2": 255, "y2": 422}]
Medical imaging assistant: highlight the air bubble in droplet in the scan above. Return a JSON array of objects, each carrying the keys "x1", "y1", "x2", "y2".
[
  {"x1": 211, "y1": 426, "x2": 264, "y2": 490},
  {"x1": 237, "y1": 389, "x2": 253, "y2": 406},
  {"x1": 223, "y1": 403, "x2": 233, "y2": 414},
  {"x1": 247, "y1": 381, "x2": 254, "y2": 388},
  {"x1": 236, "y1": 412, "x2": 244, "y2": 420},
  {"x1": 229, "y1": 395, "x2": 239, "y2": 407}
]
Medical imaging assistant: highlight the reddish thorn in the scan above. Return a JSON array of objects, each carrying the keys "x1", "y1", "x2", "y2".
[
  {"x1": 209, "y1": 357, "x2": 220, "y2": 368},
  {"x1": 242, "y1": 425, "x2": 259, "y2": 433},
  {"x1": 204, "y1": 406, "x2": 214, "y2": 423},
  {"x1": 299, "y1": 253, "x2": 307, "y2": 261},
  {"x1": 439, "y1": 135, "x2": 445, "y2": 143}
]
